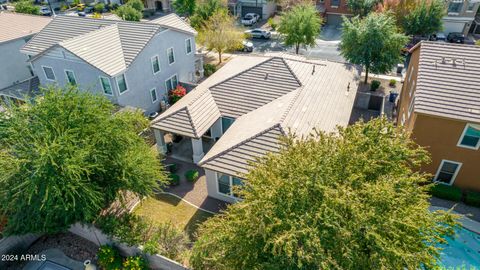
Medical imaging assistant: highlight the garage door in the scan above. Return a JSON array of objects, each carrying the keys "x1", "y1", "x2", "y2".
[
  {"x1": 443, "y1": 21, "x2": 466, "y2": 35},
  {"x1": 241, "y1": 6, "x2": 263, "y2": 19},
  {"x1": 326, "y1": 14, "x2": 344, "y2": 26}
]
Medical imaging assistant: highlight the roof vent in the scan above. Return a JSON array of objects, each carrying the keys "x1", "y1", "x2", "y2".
[
  {"x1": 312, "y1": 64, "x2": 316, "y2": 75},
  {"x1": 264, "y1": 73, "x2": 269, "y2": 80}
]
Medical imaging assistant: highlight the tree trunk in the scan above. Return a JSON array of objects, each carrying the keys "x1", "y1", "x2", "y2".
[
  {"x1": 295, "y1": 43, "x2": 300, "y2": 54},
  {"x1": 364, "y1": 66, "x2": 369, "y2": 84}
]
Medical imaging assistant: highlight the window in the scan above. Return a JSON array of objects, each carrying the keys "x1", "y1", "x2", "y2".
[
  {"x1": 434, "y1": 160, "x2": 462, "y2": 185},
  {"x1": 99, "y1": 77, "x2": 113, "y2": 95},
  {"x1": 185, "y1": 38, "x2": 192, "y2": 54},
  {"x1": 331, "y1": 0, "x2": 340, "y2": 7},
  {"x1": 409, "y1": 80, "x2": 415, "y2": 97},
  {"x1": 150, "y1": 88, "x2": 158, "y2": 103},
  {"x1": 116, "y1": 74, "x2": 128, "y2": 94},
  {"x1": 165, "y1": 74, "x2": 178, "y2": 92},
  {"x1": 448, "y1": 2, "x2": 463, "y2": 13},
  {"x1": 167, "y1": 47, "x2": 175, "y2": 65},
  {"x1": 64, "y1": 70, "x2": 77, "y2": 85},
  {"x1": 217, "y1": 172, "x2": 243, "y2": 198},
  {"x1": 42, "y1": 66, "x2": 56, "y2": 81},
  {"x1": 467, "y1": 2, "x2": 475, "y2": 11},
  {"x1": 221, "y1": 117, "x2": 235, "y2": 134},
  {"x1": 457, "y1": 124, "x2": 480, "y2": 149},
  {"x1": 151, "y1": 55, "x2": 160, "y2": 74},
  {"x1": 407, "y1": 96, "x2": 415, "y2": 118}
]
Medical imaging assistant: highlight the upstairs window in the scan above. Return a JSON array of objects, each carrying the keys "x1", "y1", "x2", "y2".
[
  {"x1": 185, "y1": 38, "x2": 192, "y2": 54},
  {"x1": 448, "y1": 2, "x2": 463, "y2": 13},
  {"x1": 331, "y1": 0, "x2": 340, "y2": 7},
  {"x1": 434, "y1": 160, "x2": 462, "y2": 185},
  {"x1": 458, "y1": 124, "x2": 480, "y2": 149},
  {"x1": 43, "y1": 66, "x2": 56, "y2": 81},
  {"x1": 99, "y1": 76, "x2": 113, "y2": 95},
  {"x1": 65, "y1": 70, "x2": 77, "y2": 85},
  {"x1": 167, "y1": 47, "x2": 175, "y2": 65},
  {"x1": 116, "y1": 74, "x2": 128, "y2": 94},
  {"x1": 151, "y1": 55, "x2": 160, "y2": 74}
]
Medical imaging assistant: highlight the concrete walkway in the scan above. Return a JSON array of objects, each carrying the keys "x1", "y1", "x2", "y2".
[{"x1": 430, "y1": 197, "x2": 480, "y2": 223}]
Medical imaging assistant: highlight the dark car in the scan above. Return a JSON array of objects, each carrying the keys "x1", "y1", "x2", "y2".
[{"x1": 447, "y1": 32, "x2": 465, "y2": 43}]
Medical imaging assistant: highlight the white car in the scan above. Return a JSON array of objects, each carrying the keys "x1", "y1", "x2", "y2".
[
  {"x1": 39, "y1": 6, "x2": 52, "y2": 16},
  {"x1": 241, "y1": 13, "x2": 259, "y2": 26},
  {"x1": 245, "y1": 28, "x2": 271, "y2": 39}
]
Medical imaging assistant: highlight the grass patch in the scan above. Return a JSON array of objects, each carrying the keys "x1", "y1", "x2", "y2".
[{"x1": 133, "y1": 193, "x2": 214, "y2": 240}]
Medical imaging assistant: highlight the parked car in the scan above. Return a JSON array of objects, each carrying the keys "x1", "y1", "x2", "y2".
[
  {"x1": 239, "y1": 40, "x2": 254, "y2": 52},
  {"x1": 84, "y1": 6, "x2": 94, "y2": 13},
  {"x1": 447, "y1": 32, "x2": 465, "y2": 43},
  {"x1": 241, "y1": 13, "x2": 259, "y2": 26},
  {"x1": 77, "y1": 11, "x2": 86, "y2": 17},
  {"x1": 430, "y1": 33, "x2": 446, "y2": 42},
  {"x1": 245, "y1": 28, "x2": 271, "y2": 39},
  {"x1": 39, "y1": 6, "x2": 51, "y2": 16}
]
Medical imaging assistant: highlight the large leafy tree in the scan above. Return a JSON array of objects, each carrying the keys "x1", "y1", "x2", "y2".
[
  {"x1": 198, "y1": 9, "x2": 244, "y2": 63},
  {"x1": 402, "y1": 0, "x2": 445, "y2": 36},
  {"x1": 346, "y1": 0, "x2": 382, "y2": 17},
  {"x1": 15, "y1": 0, "x2": 40, "y2": 15},
  {"x1": 190, "y1": 118, "x2": 458, "y2": 270},
  {"x1": 173, "y1": 0, "x2": 196, "y2": 16},
  {"x1": 189, "y1": 0, "x2": 227, "y2": 29},
  {"x1": 340, "y1": 13, "x2": 408, "y2": 83},
  {"x1": 278, "y1": 3, "x2": 322, "y2": 54},
  {"x1": 382, "y1": 0, "x2": 420, "y2": 28},
  {"x1": 0, "y1": 86, "x2": 167, "y2": 235},
  {"x1": 116, "y1": 5, "x2": 142, "y2": 21}
]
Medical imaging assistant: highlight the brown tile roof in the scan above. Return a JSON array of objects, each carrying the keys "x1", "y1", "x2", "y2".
[{"x1": 0, "y1": 12, "x2": 51, "y2": 44}]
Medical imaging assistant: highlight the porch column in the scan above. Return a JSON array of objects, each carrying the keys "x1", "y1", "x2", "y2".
[
  {"x1": 153, "y1": 129, "x2": 167, "y2": 155},
  {"x1": 191, "y1": 138, "x2": 204, "y2": 164}
]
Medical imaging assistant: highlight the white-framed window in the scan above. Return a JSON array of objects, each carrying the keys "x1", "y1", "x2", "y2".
[
  {"x1": 448, "y1": 2, "x2": 463, "y2": 13},
  {"x1": 167, "y1": 47, "x2": 175, "y2": 65},
  {"x1": 42, "y1": 66, "x2": 56, "y2": 81},
  {"x1": 407, "y1": 96, "x2": 415, "y2": 118},
  {"x1": 467, "y1": 2, "x2": 475, "y2": 11},
  {"x1": 150, "y1": 88, "x2": 158, "y2": 103},
  {"x1": 457, "y1": 123, "x2": 480, "y2": 150},
  {"x1": 434, "y1": 160, "x2": 462, "y2": 185},
  {"x1": 165, "y1": 74, "x2": 178, "y2": 92},
  {"x1": 99, "y1": 76, "x2": 113, "y2": 96},
  {"x1": 216, "y1": 172, "x2": 243, "y2": 198},
  {"x1": 64, "y1": 70, "x2": 77, "y2": 85},
  {"x1": 185, "y1": 38, "x2": 193, "y2": 55},
  {"x1": 151, "y1": 55, "x2": 160, "y2": 74},
  {"x1": 116, "y1": 74, "x2": 128, "y2": 94},
  {"x1": 409, "y1": 80, "x2": 415, "y2": 97},
  {"x1": 408, "y1": 67, "x2": 414, "y2": 82}
]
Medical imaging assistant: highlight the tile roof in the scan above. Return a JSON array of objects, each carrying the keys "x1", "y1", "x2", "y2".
[
  {"x1": 413, "y1": 42, "x2": 480, "y2": 123},
  {"x1": 150, "y1": 13, "x2": 197, "y2": 35},
  {"x1": 22, "y1": 15, "x2": 195, "y2": 76},
  {"x1": 0, "y1": 76, "x2": 40, "y2": 100},
  {"x1": 0, "y1": 12, "x2": 51, "y2": 44}
]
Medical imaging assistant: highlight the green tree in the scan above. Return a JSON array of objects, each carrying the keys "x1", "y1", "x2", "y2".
[
  {"x1": 198, "y1": 9, "x2": 244, "y2": 63},
  {"x1": 0, "y1": 86, "x2": 167, "y2": 235},
  {"x1": 94, "y1": 3, "x2": 105, "y2": 13},
  {"x1": 116, "y1": 5, "x2": 143, "y2": 21},
  {"x1": 190, "y1": 118, "x2": 458, "y2": 270},
  {"x1": 15, "y1": 0, "x2": 40, "y2": 15},
  {"x1": 347, "y1": 0, "x2": 382, "y2": 17},
  {"x1": 340, "y1": 12, "x2": 408, "y2": 83},
  {"x1": 402, "y1": 0, "x2": 445, "y2": 36},
  {"x1": 189, "y1": 0, "x2": 227, "y2": 29},
  {"x1": 173, "y1": 0, "x2": 196, "y2": 16},
  {"x1": 126, "y1": 0, "x2": 144, "y2": 12},
  {"x1": 278, "y1": 4, "x2": 322, "y2": 54}
]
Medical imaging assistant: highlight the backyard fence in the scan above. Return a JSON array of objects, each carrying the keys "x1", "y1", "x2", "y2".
[{"x1": 69, "y1": 223, "x2": 189, "y2": 270}]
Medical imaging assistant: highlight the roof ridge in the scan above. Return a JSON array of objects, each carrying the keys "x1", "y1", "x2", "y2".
[
  {"x1": 184, "y1": 106, "x2": 199, "y2": 138},
  {"x1": 278, "y1": 57, "x2": 302, "y2": 86},
  {"x1": 279, "y1": 87, "x2": 303, "y2": 125},
  {"x1": 199, "y1": 124, "x2": 282, "y2": 166}
]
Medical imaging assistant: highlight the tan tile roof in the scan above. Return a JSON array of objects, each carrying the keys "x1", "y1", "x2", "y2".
[
  {"x1": 150, "y1": 13, "x2": 197, "y2": 35},
  {"x1": 413, "y1": 42, "x2": 480, "y2": 123},
  {"x1": 0, "y1": 12, "x2": 51, "y2": 44}
]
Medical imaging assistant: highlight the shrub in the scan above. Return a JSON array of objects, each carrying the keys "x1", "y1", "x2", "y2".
[
  {"x1": 94, "y1": 3, "x2": 105, "y2": 13},
  {"x1": 116, "y1": 5, "x2": 142, "y2": 21},
  {"x1": 144, "y1": 222, "x2": 189, "y2": 260},
  {"x1": 169, "y1": 174, "x2": 180, "y2": 186},
  {"x1": 389, "y1": 79, "x2": 396, "y2": 87},
  {"x1": 168, "y1": 85, "x2": 186, "y2": 105},
  {"x1": 15, "y1": 1, "x2": 40, "y2": 15},
  {"x1": 465, "y1": 191, "x2": 480, "y2": 207},
  {"x1": 476, "y1": 40, "x2": 480, "y2": 46},
  {"x1": 126, "y1": 0, "x2": 144, "y2": 12},
  {"x1": 123, "y1": 255, "x2": 149, "y2": 270},
  {"x1": 97, "y1": 245, "x2": 123, "y2": 270},
  {"x1": 370, "y1": 80, "x2": 381, "y2": 91},
  {"x1": 268, "y1": 17, "x2": 277, "y2": 30},
  {"x1": 429, "y1": 184, "x2": 462, "y2": 202},
  {"x1": 185, "y1": 170, "x2": 199, "y2": 182},
  {"x1": 203, "y1": 63, "x2": 217, "y2": 77}
]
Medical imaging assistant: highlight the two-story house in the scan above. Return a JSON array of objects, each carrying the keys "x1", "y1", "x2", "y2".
[
  {"x1": 0, "y1": 13, "x2": 50, "y2": 105},
  {"x1": 228, "y1": 0, "x2": 277, "y2": 19},
  {"x1": 151, "y1": 53, "x2": 361, "y2": 203},
  {"x1": 396, "y1": 42, "x2": 480, "y2": 192},
  {"x1": 21, "y1": 14, "x2": 199, "y2": 115},
  {"x1": 443, "y1": 0, "x2": 480, "y2": 35},
  {"x1": 316, "y1": 0, "x2": 352, "y2": 25}
]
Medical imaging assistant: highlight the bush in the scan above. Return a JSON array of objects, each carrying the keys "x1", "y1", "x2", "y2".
[
  {"x1": 370, "y1": 80, "x2": 381, "y2": 91},
  {"x1": 169, "y1": 174, "x2": 180, "y2": 186},
  {"x1": 465, "y1": 191, "x2": 480, "y2": 207},
  {"x1": 429, "y1": 184, "x2": 462, "y2": 202},
  {"x1": 116, "y1": 5, "x2": 142, "y2": 21},
  {"x1": 268, "y1": 17, "x2": 277, "y2": 30},
  {"x1": 389, "y1": 79, "x2": 396, "y2": 87},
  {"x1": 203, "y1": 63, "x2": 217, "y2": 77},
  {"x1": 15, "y1": 1, "x2": 40, "y2": 15},
  {"x1": 123, "y1": 255, "x2": 149, "y2": 270},
  {"x1": 168, "y1": 85, "x2": 186, "y2": 105},
  {"x1": 126, "y1": 0, "x2": 144, "y2": 12},
  {"x1": 144, "y1": 222, "x2": 189, "y2": 261},
  {"x1": 97, "y1": 245, "x2": 123, "y2": 270},
  {"x1": 94, "y1": 3, "x2": 105, "y2": 13},
  {"x1": 476, "y1": 40, "x2": 480, "y2": 46},
  {"x1": 185, "y1": 170, "x2": 199, "y2": 182}
]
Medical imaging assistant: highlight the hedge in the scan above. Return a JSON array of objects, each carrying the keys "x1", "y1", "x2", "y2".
[
  {"x1": 429, "y1": 184, "x2": 462, "y2": 202},
  {"x1": 185, "y1": 170, "x2": 199, "y2": 183},
  {"x1": 465, "y1": 191, "x2": 480, "y2": 207}
]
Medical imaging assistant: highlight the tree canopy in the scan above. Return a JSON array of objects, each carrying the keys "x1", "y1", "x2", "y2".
[
  {"x1": 190, "y1": 118, "x2": 458, "y2": 270},
  {"x1": 126, "y1": 0, "x2": 144, "y2": 12},
  {"x1": 189, "y1": 0, "x2": 227, "y2": 29},
  {"x1": 340, "y1": 12, "x2": 408, "y2": 83},
  {"x1": 347, "y1": 0, "x2": 382, "y2": 17},
  {"x1": 278, "y1": 3, "x2": 322, "y2": 54},
  {"x1": 402, "y1": 0, "x2": 445, "y2": 36},
  {"x1": 15, "y1": 0, "x2": 40, "y2": 15},
  {"x1": 197, "y1": 9, "x2": 244, "y2": 63},
  {"x1": 173, "y1": 0, "x2": 196, "y2": 16},
  {"x1": 116, "y1": 5, "x2": 142, "y2": 21},
  {"x1": 0, "y1": 86, "x2": 167, "y2": 235}
]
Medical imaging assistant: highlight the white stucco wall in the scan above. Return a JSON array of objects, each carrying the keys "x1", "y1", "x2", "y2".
[
  {"x1": 205, "y1": 169, "x2": 238, "y2": 203},
  {"x1": 0, "y1": 38, "x2": 34, "y2": 90},
  {"x1": 262, "y1": 1, "x2": 276, "y2": 18}
]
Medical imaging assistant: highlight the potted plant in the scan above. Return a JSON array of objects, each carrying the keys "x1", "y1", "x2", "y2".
[
  {"x1": 370, "y1": 80, "x2": 381, "y2": 91},
  {"x1": 389, "y1": 79, "x2": 397, "y2": 87},
  {"x1": 168, "y1": 85, "x2": 186, "y2": 105}
]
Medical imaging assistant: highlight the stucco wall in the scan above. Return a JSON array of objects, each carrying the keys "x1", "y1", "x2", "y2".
[
  {"x1": 396, "y1": 47, "x2": 420, "y2": 131},
  {"x1": 205, "y1": 169, "x2": 237, "y2": 204},
  {"x1": 0, "y1": 38, "x2": 34, "y2": 90}
]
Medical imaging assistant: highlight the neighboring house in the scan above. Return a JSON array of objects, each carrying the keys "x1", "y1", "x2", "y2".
[
  {"x1": 443, "y1": 0, "x2": 480, "y2": 35},
  {"x1": 396, "y1": 42, "x2": 480, "y2": 192},
  {"x1": 21, "y1": 14, "x2": 200, "y2": 115},
  {"x1": 145, "y1": 0, "x2": 171, "y2": 12},
  {"x1": 0, "y1": 13, "x2": 50, "y2": 93},
  {"x1": 151, "y1": 53, "x2": 361, "y2": 203},
  {"x1": 228, "y1": 0, "x2": 277, "y2": 19},
  {"x1": 316, "y1": 0, "x2": 352, "y2": 25}
]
